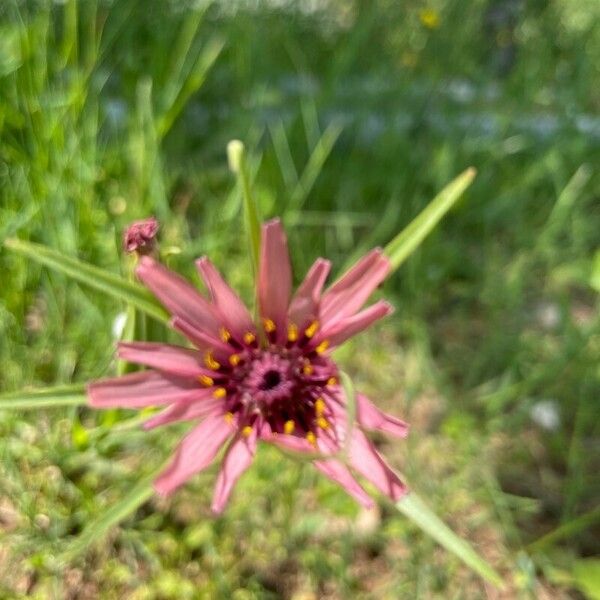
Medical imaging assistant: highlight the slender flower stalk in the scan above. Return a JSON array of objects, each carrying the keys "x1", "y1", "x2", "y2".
[{"x1": 89, "y1": 219, "x2": 408, "y2": 512}]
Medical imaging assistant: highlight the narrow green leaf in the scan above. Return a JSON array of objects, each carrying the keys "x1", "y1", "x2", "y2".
[
  {"x1": 4, "y1": 238, "x2": 169, "y2": 323},
  {"x1": 527, "y1": 505, "x2": 600, "y2": 553},
  {"x1": 384, "y1": 167, "x2": 476, "y2": 273},
  {"x1": 396, "y1": 492, "x2": 504, "y2": 588},
  {"x1": 60, "y1": 473, "x2": 155, "y2": 562},
  {"x1": 227, "y1": 140, "x2": 261, "y2": 279},
  {"x1": 0, "y1": 384, "x2": 86, "y2": 409}
]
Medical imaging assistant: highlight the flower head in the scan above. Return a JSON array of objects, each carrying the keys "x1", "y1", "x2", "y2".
[
  {"x1": 89, "y1": 219, "x2": 408, "y2": 512},
  {"x1": 123, "y1": 217, "x2": 159, "y2": 255}
]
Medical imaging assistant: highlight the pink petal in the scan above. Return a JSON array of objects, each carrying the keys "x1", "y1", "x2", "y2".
[
  {"x1": 357, "y1": 394, "x2": 409, "y2": 439},
  {"x1": 118, "y1": 342, "x2": 211, "y2": 378},
  {"x1": 288, "y1": 258, "x2": 331, "y2": 328},
  {"x1": 170, "y1": 317, "x2": 231, "y2": 359},
  {"x1": 154, "y1": 414, "x2": 234, "y2": 495},
  {"x1": 143, "y1": 395, "x2": 223, "y2": 430},
  {"x1": 136, "y1": 256, "x2": 220, "y2": 337},
  {"x1": 313, "y1": 459, "x2": 375, "y2": 508},
  {"x1": 258, "y1": 219, "x2": 292, "y2": 344},
  {"x1": 196, "y1": 257, "x2": 255, "y2": 340},
  {"x1": 348, "y1": 429, "x2": 407, "y2": 501},
  {"x1": 87, "y1": 371, "x2": 202, "y2": 409},
  {"x1": 320, "y1": 249, "x2": 390, "y2": 328},
  {"x1": 263, "y1": 433, "x2": 318, "y2": 454},
  {"x1": 211, "y1": 434, "x2": 257, "y2": 513},
  {"x1": 320, "y1": 300, "x2": 393, "y2": 347}
]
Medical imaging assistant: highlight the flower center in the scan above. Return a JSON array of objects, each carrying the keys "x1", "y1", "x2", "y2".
[{"x1": 261, "y1": 369, "x2": 282, "y2": 390}]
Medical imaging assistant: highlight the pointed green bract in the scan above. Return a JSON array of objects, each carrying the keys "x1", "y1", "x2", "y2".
[
  {"x1": 0, "y1": 384, "x2": 87, "y2": 409},
  {"x1": 227, "y1": 140, "x2": 262, "y2": 280},
  {"x1": 4, "y1": 238, "x2": 169, "y2": 324},
  {"x1": 396, "y1": 492, "x2": 504, "y2": 587},
  {"x1": 384, "y1": 167, "x2": 476, "y2": 273}
]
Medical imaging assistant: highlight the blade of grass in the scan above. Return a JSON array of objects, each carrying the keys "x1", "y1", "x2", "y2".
[
  {"x1": 0, "y1": 384, "x2": 86, "y2": 409},
  {"x1": 4, "y1": 238, "x2": 169, "y2": 323},
  {"x1": 396, "y1": 492, "x2": 504, "y2": 588},
  {"x1": 59, "y1": 471, "x2": 156, "y2": 562},
  {"x1": 384, "y1": 167, "x2": 476, "y2": 273}
]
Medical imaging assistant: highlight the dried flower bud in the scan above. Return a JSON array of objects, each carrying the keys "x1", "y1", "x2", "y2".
[{"x1": 123, "y1": 217, "x2": 159, "y2": 256}]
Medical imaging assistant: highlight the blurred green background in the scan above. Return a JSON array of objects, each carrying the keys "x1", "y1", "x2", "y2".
[{"x1": 1, "y1": 0, "x2": 599, "y2": 598}]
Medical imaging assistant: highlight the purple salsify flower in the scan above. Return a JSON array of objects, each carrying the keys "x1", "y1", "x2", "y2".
[
  {"x1": 123, "y1": 217, "x2": 159, "y2": 255},
  {"x1": 89, "y1": 219, "x2": 409, "y2": 513}
]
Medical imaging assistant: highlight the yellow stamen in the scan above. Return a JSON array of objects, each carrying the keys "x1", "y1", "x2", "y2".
[
  {"x1": 242, "y1": 425, "x2": 253, "y2": 437},
  {"x1": 306, "y1": 431, "x2": 316, "y2": 446},
  {"x1": 314, "y1": 397, "x2": 326, "y2": 416},
  {"x1": 303, "y1": 363, "x2": 313, "y2": 375},
  {"x1": 316, "y1": 416, "x2": 329, "y2": 429},
  {"x1": 263, "y1": 318, "x2": 276, "y2": 333},
  {"x1": 284, "y1": 420, "x2": 295, "y2": 435},
  {"x1": 287, "y1": 323, "x2": 298, "y2": 342},
  {"x1": 204, "y1": 351, "x2": 220, "y2": 370},
  {"x1": 243, "y1": 331, "x2": 256, "y2": 345},
  {"x1": 213, "y1": 387, "x2": 227, "y2": 399},
  {"x1": 224, "y1": 412, "x2": 234, "y2": 425},
  {"x1": 304, "y1": 320, "x2": 319, "y2": 338},
  {"x1": 219, "y1": 327, "x2": 231, "y2": 343},
  {"x1": 229, "y1": 353, "x2": 241, "y2": 367},
  {"x1": 327, "y1": 377, "x2": 337, "y2": 386},
  {"x1": 198, "y1": 374, "x2": 214, "y2": 387},
  {"x1": 315, "y1": 340, "x2": 330, "y2": 354}
]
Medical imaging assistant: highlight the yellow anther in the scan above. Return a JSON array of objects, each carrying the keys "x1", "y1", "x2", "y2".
[
  {"x1": 263, "y1": 318, "x2": 276, "y2": 333},
  {"x1": 304, "y1": 320, "x2": 319, "y2": 338},
  {"x1": 198, "y1": 374, "x2": 214, "y2": 387},
  {"x1": 242, "y1": 425, "x2": 253, "y2": 437},
  {"x1": 219, "y1": 327, "x2": 231, "y2": 343},
  {"x1": 287, "y1": 323, "x2": 298, "y2": 342},
  {"x1": 306, "y1": 431, "x2": 317, "y2": 446},
  {"x1": 315, "y1": 340, "x2": 330, "y2": 354},
  {"x1": 327, "y1": 377, "x2": 337, "y2": 386},
  {"x1": 316, "y1": 416, "x2": 329, "y2": 429},
  {"x1": 284, "y1": 420, "x2": 295, "y2": 435},
  {"x1": 303, "y1": 363, "x2": 314, "y2": 375},
  {"x1": 204, "y1": 351, "x2": 221, "y2": 370},
  {"x1": 229, "y1": 353, "x2": 241, "y2": 367},
  {"x1": 213, "y1": 387, "x2": 227, "y2": 399},
  {"x1": 314, "y1": 397, "x2": 326, "y2": 416},
  {"x1": 224, "y1": 412, "x2": 234, "y2": 425},
  {"x1": 243, "y1": 331, "x2": 256, "y2": 345}
]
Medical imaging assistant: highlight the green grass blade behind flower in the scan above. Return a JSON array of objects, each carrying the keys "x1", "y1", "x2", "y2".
[
  {"x1": 396, "y1": 492, "x2": 504, "y2": 588},
  {"x1": 4, "y1": 238, "x2": 169, "y2": 323},
  {"x1": 384, "y1": 167, "x2": 477, "y2": 273},
  {"x1": 228, "y1": 140, "x2": 262, "y2": 278},
  {"x1": 59, "y1": 472, "x2": 156, "y2": 563},
  {"x1": 0, "y1": 384, "x2": 86, "y2": 409}
]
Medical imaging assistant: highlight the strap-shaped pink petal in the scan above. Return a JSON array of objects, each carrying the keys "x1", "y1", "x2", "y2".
[
  {"x1": 313, "y1": 459, "x2": 374, "y2": 508},
  {"x1": 87, "y1": 371, "x2": 202, "y2": 409},
  {"x1": 170, "y1": 317, "x2": 232, "y2": 360},
  {"x1": 196, "y1": 257, "x2": 255, "y2": 339},
  {"x1": 154, "y1": 414, "x2": 233, "y2": 495},
  {"x1": 320, "y1": 249, "x2": 390, "y2": 328},
  {"x1": 211, "y1": 434, "x2": 257, "y2": 513},
  {"x1": 136, "y1": 256, "x2": 220, "y2": 337},
  {"x1": 143, "y1": 394, "x2": 223, "y2": 430},
  {"x1": 288, "y1": 258, "x2": 331, "y2": 328},
  {"x1": 263, "y1": 433, "x2": 317, "y2": 454},
  {"x1": 258, "y1": 219, "x2": 292, "y2": 344},
  {"x1": 320, "y1": 300, "x2": 393, "y2": 348},
  {"x1": 356, "y1": 394, "x2": 409, "y2": 438},
  {"x1": 349, "y1": 429, "x2": 407, "y2": 501},
  {"x1": 118, "y1": 342, "x2": 212, "y2": 378}
]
